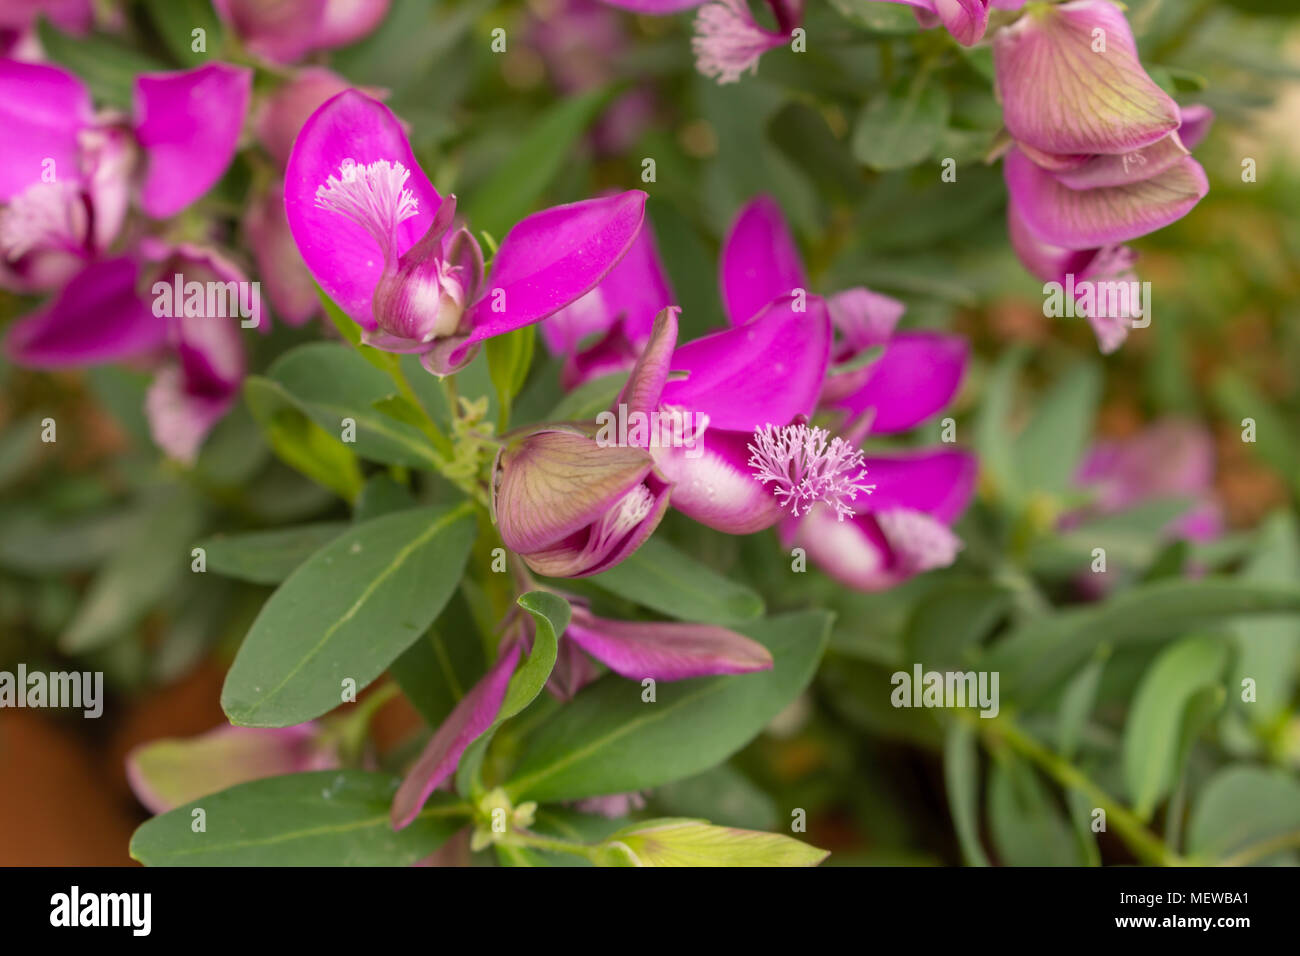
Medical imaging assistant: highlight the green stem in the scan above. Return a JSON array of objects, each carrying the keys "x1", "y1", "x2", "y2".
[
  {"x1": 383, "y1": 361, "x2": 492, "y2": 509},
  {"x1": 1219, "y1": 830, "x2": 1300, "y2": 867},
  {"x1": 500, "y1": 830, "x2": 599, "y2": 862},
  {"x1": 979, "y1": 714, "x2": 1186, "y2": 866},
  {"x1": 390, "y1": 361, "x2": 455, "y2": 461}
]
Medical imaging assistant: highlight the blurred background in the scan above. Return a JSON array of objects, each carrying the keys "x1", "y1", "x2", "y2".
[{"x1": 1, "y1": 0, "x2": 1298, "y2": 865}]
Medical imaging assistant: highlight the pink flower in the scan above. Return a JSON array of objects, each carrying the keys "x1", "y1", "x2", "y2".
[
  {"x1": 284, "y1": 90, "x2": 647, "y2": 373},
  {"x1": 993, "y1": 2, "x2": 1208, "y2": 251},
  {"x1": 140, "y1": 243, "x2": 249, "y2": 464},
  {"x1": 1067, "y1": 419, "x2": 1223, "y2": 545}
]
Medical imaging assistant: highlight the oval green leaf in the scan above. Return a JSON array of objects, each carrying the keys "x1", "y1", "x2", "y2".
[
  {"x1": 221, "y1": 502, "x2": 476, "y2": 727},
  {"x1": 130, "y1": 771, "x2": 464, "y2": 866}
]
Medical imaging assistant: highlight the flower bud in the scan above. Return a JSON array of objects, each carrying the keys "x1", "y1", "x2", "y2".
[{"x1": 493, "y1": 428, "x2": 669, "y2": 578}]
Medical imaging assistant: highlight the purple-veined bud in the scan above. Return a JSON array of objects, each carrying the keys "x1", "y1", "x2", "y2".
[
  {"x1": 493, "y1": 428, "x2": 669, "y2": 578},
  {"x1": 993, "y1": 0, "x2": 1179, "y2": 158}
]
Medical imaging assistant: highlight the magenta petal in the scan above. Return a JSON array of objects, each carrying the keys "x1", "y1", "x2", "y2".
[
  {"x1": 862, "y1": 448, "x2": 978, "y2": 523},
  {"x1": 720, "y1": 195, "x2": 807, "y2": 326},
  {"x1": 0, "y1": 59, "x2": 92, "y2": 199},
  {"x1": 1005, "y1": 147, "x2": 1208, "y2": 249},
  {"x1": 4, "y1": 258, "x2": 165, "y2": 366},
  {"x1": 284, "y1": 90, "x2": 441, "y2": 330},
  {"x1": 1177, "y1": 104, "x2": 1215, "y2": 151},
  {"x1": 653, "y1": 428, "x2": 787, "y2": 534},
  {"x1": 566, "y1": 606, "x2": 772, "y2": 681},
  {"x1": 616, "y1": 306, "x2": 679, "y2": 420},
  {"x1": 832, "y1": 332, "x2": 968, "y2": 433},
  {"x1": 460, "y1": 192, "x2": 647, "y2": 356},
  {"x1": 541, "y1": 217, "x2": 673, "y2": 355},
  {"x1": 390, "y1": 643, "x2": 521, "y2": 830},
  {"x1": 134, "y1": 63, "x2": 252, "y2": 218},
  {"x1": 662, "y1": 295, "x2": 830, "y2": 431},
  {"x1": 993, "y1": 0, "x2": 1179, "y2": 156}
]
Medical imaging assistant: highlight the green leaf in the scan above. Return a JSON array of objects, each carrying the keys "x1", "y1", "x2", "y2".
[
  {"x1": 486, "y1": 325, "x2": 536, "y2": 428},
  {"x1": 585, "y1": 536, "x2": 764, "y2": 626},
  {"x1": 198, "y1": 522, "x2": 348, "y2": 585},
  {"x1": 1012, "y1": 362, "x2": 1101, "y2": 497},
  {"x1": 244, "y1": 376, "x2": 364, "y2": 502},
  {"x1": 1212, "y1": 371, "x2": 1300, "y2": 496},
  {"x1": 0, "y1": 413, "x2": 43, "y2": 492},
  {"x1": 1187, "y1": 766, "x2": 1300, "y2": 864},
  {"x1": 1230, "y1": 511, "x2": 1300, "y2": 726},
  {"x1": 1029, "y1": 497, "x2": 1196, "y2": 575},
  {"x1": 988, "y1": 578, "x2": 1300, "y2": 702},
  {"x1": 851, "y1": 80, "x2": 949, "y2": 171},
  {"x1": 943, "y1": 723, "x2": 990, "y2": 866},
  {"x1": 61, "y1": 486, "x2": 205, "y2": 653},
  {"x1": 141, "y1": 0, "x2": 225, "y2": 65},
  {"x1": 545, "y1": 371, "x2": 624, "y2": 422},
  {"x1": 505, "y1": 611, "x2": 830, "y2": 803},
  {"x1": 902, "y1": 580, "x2": 1012, "y2": 671},
  {"x1": 987, "y1": 757, "x2": 1085, "y2": 866},
  {"x1": 332, "y1": 0, "x2": 489, "y2": 93},
  {"x1": 129, "y1": 771, "x2": 464, "y2": 866},
  {"x1": 1057, "y1": 654, "x2": 1106, "y2": 759},
  {"x1": 650, "y1": 765, "x2": 778, "y2": 831},
  {"x1": 0, "y1": 506, "x2": 140, "y2": 574},
  {"x1": 595, "y1": 819, "x2": 828, "y2": 867},
  {"x1": 221, "y1": 502, "x2": 476, "y2": 727},
  {"x1": 454, "y1": 591, "x2": 568, "y2": 795},
  {"x1": 462, "y1": 88, "x2": 614, "y2": 239},
  {"x1": 353, "y1": 474, "x2": 417, "y2": 522},
  {"x1": 36, "y1": 19, "x2": 167, "y2": 109},
  {"x1": 829, "y1": 0, "x2": 921, "y2": 32},
  {"x1": 389, "y1": 590, "x2": 486, "y2": 727},
  {"x1": 1122, "y1": 635, "x2": 1229, "y2": 821},
  {"x1": 267, "y1": 344, "x2": 441, "y2": 469},
  {"x1": 973, "y1": 346, "x2": 1028, "y2": 503}
]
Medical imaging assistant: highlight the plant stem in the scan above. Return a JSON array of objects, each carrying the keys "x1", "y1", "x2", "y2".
[
  {"x1": 980, "y1": 714, "x2": 1186, "y2": 866},
  {"x1": 500, "y1": 830, "x2": 598, "y2": 862},
  {"x1": 1218, "y1": 830, "x2": 1300, "y2": 867}
]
